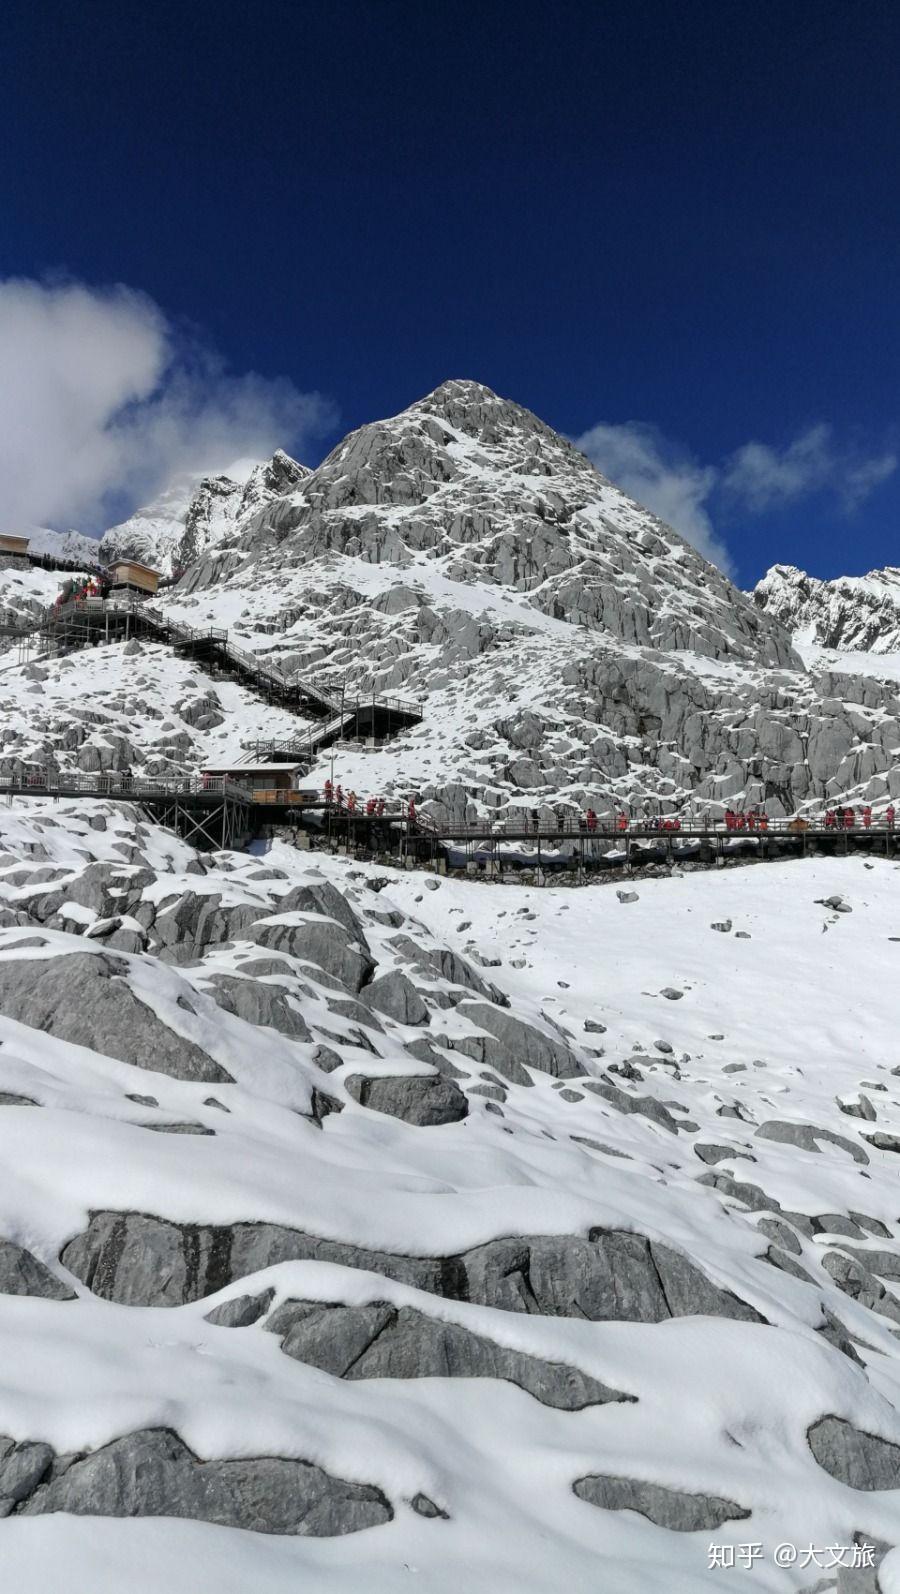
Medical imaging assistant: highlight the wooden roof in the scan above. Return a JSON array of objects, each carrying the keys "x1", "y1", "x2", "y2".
[
  {"x1": 201, "y1": 762, "x2": 306, "y2": 775},
  {"x1": 106, "y1": 558, "x2": 160, "y2": 577}
]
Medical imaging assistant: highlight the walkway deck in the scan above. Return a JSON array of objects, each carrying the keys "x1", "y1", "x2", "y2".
[
  {"x1": 0, "y1": 773, "x2": 253, "y2": 850},
  {"x1": 2, "y1": 772, "x2": 896, "y2": 863}
]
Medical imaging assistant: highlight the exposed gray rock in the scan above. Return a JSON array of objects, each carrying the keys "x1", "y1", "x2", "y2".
[
  {"x1": 694, "y1": 1143, "x2": 752, "y2": 1166},
  {"x1": 765, "y1": 1245, "x2": 816, "y2": 1284},
  {"x1": 838, "y1": 1536, "x2": 891, "y2": 1594},
  {"x1": 696, "y1": 1171, "x2": 780, "y2": 1213},
  {"x1": 142, "y1": 1122, "x2": 215, "y2": 1136},
  {"x1": 386, "y1": 935, "x2": 508, "y2": 1006},
  {"x1": 817, "y1": 895, "x2": 853, "y2": 913},
  {"x1": 360, "y1": 970, "x2": 430, "y2": 1026},
  {"x1": 582, "y1": 1080, "x2": 681, "y2": 1134},
  {"x1": 312, "y1": 1044, "x2": 344, "y2": 1074},
  {"x1": 756, "y1": 1120, "x2": 869, "y2": 1165},
  {"x1": 833, "y1": 1248, "x2": 900, "y2": 1282},
  {"x1": 864, "y1": 1132, "x2": 900, "y2": 1153},
  {"x1": 0, "y1": 953, "x2": 231, "y2": 1084},
  {"x1": 344, "y1": 1072, "x2": 468, "y2": 1125},
  {"x1": 267, "y1": 1299, "x2": 633, "y2": 1410},
  {"x1": 454, "y1": 1002, "x2": 581, "y2": 1082},
  {"x1": 0, "y1": 1438, "x2": 54, "y2": 1511},
  {"x1": 0, "y1": 1239, "x2": 76, "y2": 1301},
  {"x1": 62, "y1": 1211, "x2": 763, "y2": 1323},
  {"x1": 850, "y1": 1212, "x2": 891, "y2": 1238},
  {"x1": 808, "y1": 1415, "x2": 900, "y2": 1490},
  {"x1": 201, "y1": 974, "x2": 313, "y2": 1041},
  {"x1": 18, "y1": 1427, "x2": 391, "y2": 1534},
  {"x1": 468, "y1": 1084, "x2": 506, "y2": 1102},
  {"x1": 326, "y1": 997, "x2": 385, "y2": 1035},
  {"x1": 570, "y1": 1136, "x2": 632, "y2": 1159},
  {"x1": 813, "y1": 1214, "x2": 866, "y2": 1240},
  {"x1": 275, "y1": 880, "x2": 366, "y2": 939},
  {"x1": 150, "y1": 893, "x2": 260, "y2": 953},
  {"x1": 404, "y1": 1037, "x2": 468, "y2": 1079},
  {"x1": 204, "y1": 1288, "x2": 275, "y2": 1327},
  {"x1": 616, "y1": 891, "x2": 639, "y2": 904},
  {"x1": 573, "y1": 1473, "x2": 749, "y2": 1530},
  {"x1": 410, "y1": 1492, "x2": 448, "y2": 1519},
  {"x1": 839, "y1": 1095, "x2": 877, "y2": 1122},
  {"x1": 821, "y1": 1252, "x2": 900, "y2": 1328},
  {"x1": 310, "y1": 1088, "x2": 343, "y2": 1125},
  {"x1": 250, "y1": 914, "x2": 374, "y2": 993},
  {"x1": 817, "y1": 1309, "x2": 865, "y2": 1367},
  {"x1": 756, "y1": 1218, "x2": 803, "y2": 1256}
]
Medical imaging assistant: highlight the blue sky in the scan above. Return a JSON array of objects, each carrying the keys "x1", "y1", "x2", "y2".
[{"x1": 1, "y1": 0, "x2": 898, "y2": 586}]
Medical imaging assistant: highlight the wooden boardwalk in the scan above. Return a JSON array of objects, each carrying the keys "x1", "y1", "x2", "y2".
[
  {"x1": 0, "y1": 773, "x2": 253, "y2": 851},
  {"x1": 2, "y1": 771, "x2": 896, "y2": 863}
]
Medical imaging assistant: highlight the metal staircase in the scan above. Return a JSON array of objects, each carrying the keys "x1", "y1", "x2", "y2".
[{"x1": 17, "y1": 597, "x2": 423, "y2": 756}]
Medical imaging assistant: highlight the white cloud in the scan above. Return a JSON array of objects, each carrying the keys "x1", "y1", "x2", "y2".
[
  {"x1": 723, "y1": 423, "x2": 897, "y2": 514},
  {"x1": 574, "y1": 420, "x2": 731, "y2": 571},
  {"x1": 575, "y1": 416, "x2": 897, "y2": 576},
  {"x1": 0, "y1": 277, "x2": 336, "y2": 533}
]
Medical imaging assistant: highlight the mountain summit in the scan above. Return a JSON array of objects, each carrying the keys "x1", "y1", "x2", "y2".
[
  {"x1": 231, "y1": 379, "x2": 797, "y2": 670},
  {"x1": 4, "y1": 382, "x2": 900, "y2": 827}
]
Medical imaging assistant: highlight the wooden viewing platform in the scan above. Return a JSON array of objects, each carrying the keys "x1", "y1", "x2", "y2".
[
  {"x1": 3, "y1": 770, "x2": 898, "y2": 864},
  {"x1": 0, "y1": 772, "x2": 253, "y2": 851},
  {"x1": 302, "y1": 810, "x2": 900, "y2": 867}
]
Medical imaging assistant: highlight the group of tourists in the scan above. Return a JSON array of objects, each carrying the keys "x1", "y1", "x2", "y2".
[
  {"x1": 723, "y1": 807, "x2": 769, "y2": 832},
  {"x1": 323, "y1": 780, "x2": 397, "y2": 819},
  {"x1": 320, "y1": 781, "x2": 895, "y2": 835},
  {"x1": 823, "y1": 804, "x2": 894, "y2": 829}
]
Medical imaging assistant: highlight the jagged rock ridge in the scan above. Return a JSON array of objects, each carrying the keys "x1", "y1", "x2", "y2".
[
  {"x1": 755, "y1": 562, "x2": 900, "y2": 654},
  {"x1": 99, "y1": 449, "x2": 308, "y2": 575}
]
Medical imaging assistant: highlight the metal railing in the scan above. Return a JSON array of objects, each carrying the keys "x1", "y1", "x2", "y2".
[
  {"x1": 401, "y1": 814, "x2": 895, "y2": 840},
  {"x1": 39, "y1": 601, "x2": 424, "y2": 727},
  {"x1": 0, "y1": 771, "x2": 252, "y2": 805}
]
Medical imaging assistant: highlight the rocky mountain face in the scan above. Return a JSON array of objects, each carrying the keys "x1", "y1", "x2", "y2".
[
  {"x1": 755, "y1": 562, "x2": 900, "y2": 653},
  {"x1": 98, "y1": 449, "x2": 308, "y2": 575},
  {"x1": 240, "y1": 379, "x2": 798, "y2": 668},
  {"x1": 139, "y1": 380, "x2": 900, "y2": 822},
  {"x1": 24, "y1": 526, "x2": 101, "y2": 566},
  {"x1": 4, "y1": 382, "x2": 900, "y2": 820}
]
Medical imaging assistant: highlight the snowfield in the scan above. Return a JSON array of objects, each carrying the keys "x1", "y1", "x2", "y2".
[{"x1": 0, "y1": 795, "x2": 898, "y2": 1589}]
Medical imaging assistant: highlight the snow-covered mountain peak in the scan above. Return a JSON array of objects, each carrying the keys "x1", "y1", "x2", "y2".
[
  {"x1": 98, "y1": 450, "x2": 307, "y2": 575},
  {"x1": 240, "y1": 380, "x2": 798, "y2": 671},
  {"x1": 409, "y1": 376, "x2": 564, "y2": 448},
  {"x1": 755, "y1": 561, "x2": 900, "y2": 654}
]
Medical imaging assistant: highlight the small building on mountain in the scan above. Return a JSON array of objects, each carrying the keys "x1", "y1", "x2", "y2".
[
  {"x1": 106, "y1": 559, "x2": 160, "y2": 597},
  {"x1": 0, "y1": 534, "x2": 30, "y2": 562},
  {"x1": 199, "y1": 762, "x2": 312, "y2": 801}
]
